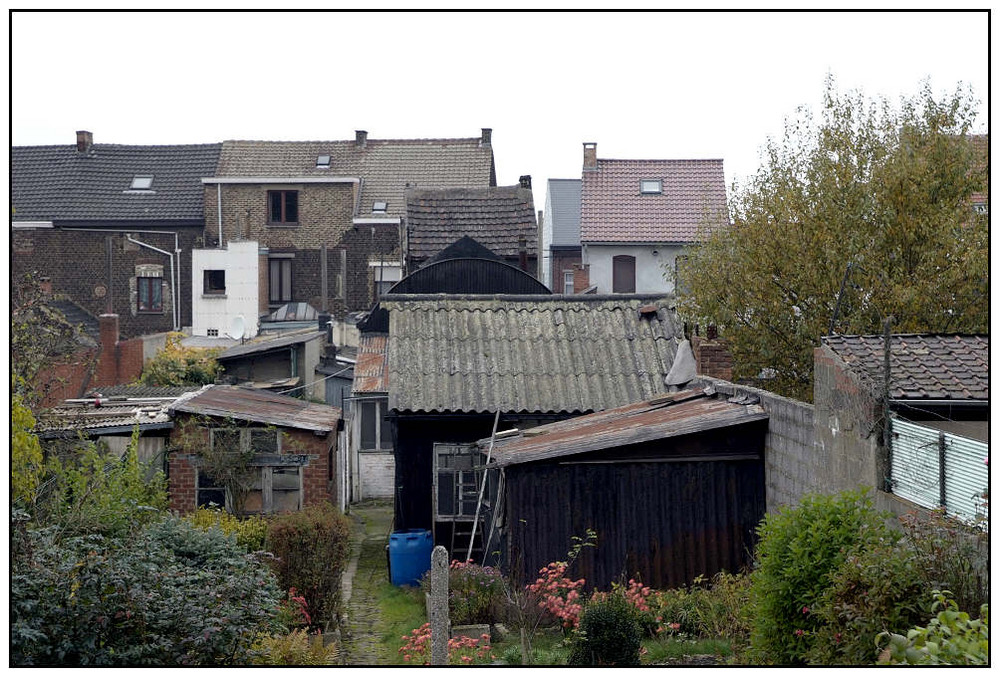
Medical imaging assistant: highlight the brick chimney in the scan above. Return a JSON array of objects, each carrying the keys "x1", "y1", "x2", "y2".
[
  {"x1": 583, "y1": 142, "x2": 597, "y2": 170},
  {"x1": 691, "y1": 330, "x2": 734, "y2": 381},
  {"x1": 481, "y1": 128, "x2": 492, "y2": 147},
  {"x1": 518, "y1": 175, "x2": 531, "y2": 190},
  {"x1": 97, "y1": 314, "x2": 120, "y2": 386},
  {"x1": 355, "y1": 130, "x2": 367, "y2": 148},
  {"x1": 76, "y1": 130, "x2": 93, "y2": 153}
]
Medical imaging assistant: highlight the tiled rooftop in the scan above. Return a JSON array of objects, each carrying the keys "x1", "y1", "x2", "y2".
[
  {"x1": 352, "y1": 333, "x2": 389, "y2": 395},
  {"x1": 12, "y1": 141, "x2": 222, "y2": 223},
  {"x1": 822, "y1": 334, "x2": 989, "y2": 401},
  {"x1": 580, "y1": 158, "x2": 728, "y2": 243},
  {"x1": 406, "y1": 185, "x2": 537, "y2": 261}
]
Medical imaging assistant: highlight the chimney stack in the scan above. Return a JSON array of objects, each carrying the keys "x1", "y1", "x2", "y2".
[
  {"x1": 355, "y1": 130, "x2": 367, "y2": 148},
  {"x1": 77, "y1": 130, "x2": 93, "y2": 153},
  {"x1": 518, "y1": 175, "x2": 531, "y2": 190},
  {"x1": 583, "y1": 142, "x2": 597, "y2": 170},
  {"x1": 481, "y1": 128, "x2": 492, "y2": 147}
]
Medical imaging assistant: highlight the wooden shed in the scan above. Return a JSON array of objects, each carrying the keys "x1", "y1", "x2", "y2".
[{"x1": 479, "y1": 388, "x2": 768, "y2": 590}]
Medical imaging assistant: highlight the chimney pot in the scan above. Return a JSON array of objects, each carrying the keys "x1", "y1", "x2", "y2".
[
  {"x1": 518, "y1": 175, "x2": 532, "y2": 189},
  {"x1": 355, "y1": 130, "x2": 367, "y2": 147},
  {"x1": 481, "y1": 128, "x2": 492, "y2": 146},
  {"x1": 77, "y1": 130, "x2": 93, "y2": 153},
  {"x1": 583, "y1": 142, "x2": 597, "y2": 170}
]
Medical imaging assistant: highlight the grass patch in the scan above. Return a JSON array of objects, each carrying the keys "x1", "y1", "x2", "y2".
[
  {"x1": 376, "y1": 582, "x2": 426, "y2": 665},
  {"x1": 641, "y1": 636, "x2": 731, "y2": 665}
]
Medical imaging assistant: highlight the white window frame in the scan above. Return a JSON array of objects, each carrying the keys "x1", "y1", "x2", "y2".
[
  {"x1": 640, "y1": 179, "x2": 662, "y2": 194},
  {"x1": 563, "y1": 270, "x2": 574, "y2": 295},
  {"x1": 433, "y1": 443, "x2": 484, "y2": 521},
  {"x1": 358, "y1": 398, "x2": 392, "y2": 452}
]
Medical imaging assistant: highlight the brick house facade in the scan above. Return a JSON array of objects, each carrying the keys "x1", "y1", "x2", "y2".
[
  {"x1": 11, "y1": 132, "x2": 222, "y2": 339},
  {"x1": 204, "y1": 130, "x2": 496, "y2": 319},
  {"x1": 167, "y1": 385, "x2": 341, "y2": 515}
]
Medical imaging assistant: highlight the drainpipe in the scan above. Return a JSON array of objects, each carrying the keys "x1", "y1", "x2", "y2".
[
  {"x1": 126, "y1": 235, "x2": 179, "y2": 331},
  {"x1": 217, "y1": 183, "x2": 224, "y2": 248}
]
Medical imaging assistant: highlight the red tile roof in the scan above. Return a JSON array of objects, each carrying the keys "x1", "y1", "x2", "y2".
[{"x1": 580, "y1": 158, "x2": 728, "y2": 243}]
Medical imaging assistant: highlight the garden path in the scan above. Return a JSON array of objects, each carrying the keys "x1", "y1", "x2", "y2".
[{"x1": 339, "y1": 500, "x2": 394, "y2": 666}]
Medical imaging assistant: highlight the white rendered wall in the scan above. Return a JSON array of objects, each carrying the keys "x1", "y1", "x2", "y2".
[
  {"x1": 191, "y1": 241, "x2": 260, "y2": 338},
  {"x1": 584, "y1": 244, "x2": 685, "y2": 295},
  {"x1": 541, "y1": 190, "x2": 553, "y2": 286}
]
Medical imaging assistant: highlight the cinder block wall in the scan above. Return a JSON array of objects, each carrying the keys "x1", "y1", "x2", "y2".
[
  {"x1": 359, "y1": 452, "x2": 394, "y2": 500},
  {"x1": 698, "y1": 377, "x2": 816, "y2": 513}
]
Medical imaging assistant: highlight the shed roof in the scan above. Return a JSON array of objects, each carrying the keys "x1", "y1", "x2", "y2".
[
  {"x1": 216, "y1": 330, "x2": 325, "y2": 361},
  {"x1": 487, "y1": 388, "x2": 768, "y2": 467},
  {"x1": 821, "y1": 334, "x2": 989, "y2": 401},
  {"x1": 12, "y1": 141, "x2": 222, "y2": 224},
  {"x1": 352, "y1": 333, "x2": 389, "y2": 395},
  {"x1": 382, "y1": 294, "x2": 682, "y2": 414},
  {"x1": 170, "y1": 385, "x2": 340, "y2": 432},
  {"x1": 580, "y1": 158, "x2": 728, "y2": 244},
  {"x1": 36, "y1": 397, "x2": 182, "y2": 437},
  {"x1": 214, "y1": 134, "x2": 495, "y2": 220},
  {"x1": 406, "y1": 185, "x2": 537, "y2": 261}
]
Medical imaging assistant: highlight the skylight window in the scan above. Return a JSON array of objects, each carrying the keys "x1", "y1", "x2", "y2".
[
  {"x1": 640, "y1": 179, "x2": 662, "y2": 194},
  {"x1": 131, "y1": 176, "x2": 154, "y2": 190},
  {"x1": 316, "y1": 155, "x2": 331, "y2": 169},
  {"x1": 372, "y1": 201, "x2": 388, "y2": 213}
]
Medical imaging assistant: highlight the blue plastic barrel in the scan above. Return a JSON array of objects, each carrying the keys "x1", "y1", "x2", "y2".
[{"x1": 388, "y1": 529, "x2": 433, "y2": 586}]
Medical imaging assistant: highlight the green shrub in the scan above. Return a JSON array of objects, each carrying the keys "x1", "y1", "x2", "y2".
[
  {"x1": 746, "y1": 489, "x2": 895, "y2": 665},
  {"x1": 252, "y1": 629, "x2": 340, "y2": 665},
  {"x1": 444, "y1": 560, "x2": 505, "y2": 625},
  {"x1": 141, "y1": 332, "x2": 221, "y2": 386},
  {"x1": 877, "y1": 591, "x2": 989, "y2": 665},
  {"x1": 34, "y1": 429, "x2": 168, "y2": 538},
  {"x1": 567, "y1": 594, "x2": 642, "y2": 666},
  {"x1": 10, "y1": 516, "x2": 282, "y2": 666},
  {"x1": 266, "y1": 502, "x2": 352, "y2": 631},
  {"x1": 806, "y1": 537, "x2": 929, "y2": 665},
  {"x1": 646, "y1": 572, "x2": 752, "y2": 644},
  {"x1": 185, "y1": 507, "x2": 267, "y2": 551}
]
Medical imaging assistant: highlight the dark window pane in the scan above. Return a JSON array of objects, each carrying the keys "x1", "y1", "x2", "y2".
[
  {"x1": 212, "y1": 429, "x2": 241, "y2": 453},
  {"x1": 437, "y1": 472, "x2": 455, "y2": 516},
  {"x1": 612, "y1": 255, "x2": 636, "y2": 293},
  {"x1": 269, "y1": 192, "x2": 282, "y2": 222},
  {"x1": 250, "y1": 429, "x2": 277, "y2": 454},
  {"x1": 204, "y1": 270, "x2": 226, "y2": 294},
  {"x1": 284, "y1": 192, "x2": 298, "y2": 222},
  {"x1": 379, "y1": 408, "x2": 392, "y2": 449},
  {"x1": 151, "y1": 279, "x2": 162, "y2": 309},
  {"x1": 360, "y1": 401, "x2": 377, "y2": 450}
]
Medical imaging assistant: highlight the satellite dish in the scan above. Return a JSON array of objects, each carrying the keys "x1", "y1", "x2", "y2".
[{"x1": 229, "y1": 315, "x2": 245, "y2": 340}]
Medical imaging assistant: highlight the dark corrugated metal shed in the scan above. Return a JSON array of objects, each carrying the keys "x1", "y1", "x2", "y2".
[{"x1": 479, "y1": 389, "x2": 767, "y2": 590}]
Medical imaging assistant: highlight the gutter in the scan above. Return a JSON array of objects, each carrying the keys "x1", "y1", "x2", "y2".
[{"x1": 202, "y1": 177, "x2": 360, "y2": 185}]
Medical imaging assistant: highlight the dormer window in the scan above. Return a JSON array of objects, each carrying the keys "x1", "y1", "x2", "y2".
[
  {"x1": 372, "y1": 201, "x2": 388, "y2": 214},
  {"x1": 131, "y1": 176, "x2": 153, "y2": 190},
  {"x1": 316, "y1": 155, "x2": 330, "y2": 169},
  {"x1": 640, "y1": 179, "x2": 662, "y2": 195}
]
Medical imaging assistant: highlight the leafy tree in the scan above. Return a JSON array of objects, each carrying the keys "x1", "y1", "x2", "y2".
[
  {"x1": 141, "y1": 332, "x2": 222, "y2": 386},
  {"x1": 676, "y1": 77, "x2": 987, "y2": 400},
  {"x1": 12, "y1": 391, "x2": 44, "y2": 505}
]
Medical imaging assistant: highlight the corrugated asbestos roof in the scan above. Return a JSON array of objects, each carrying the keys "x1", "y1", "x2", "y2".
[
  {"x1": 217, "y1": 330, "x2": 325, "y2": 361},
  {"x1": 352, "y1": 333, "x2": 389, "y2": 395},
  {"x1": 215, "y1": 135, "x2": 495, "y2": 220},
  {"x1": 36, "y1": 398, "x2": 180, "y2": 435},
  {"x1": 488, "y1": 388, "x2": 769, "y2": 467},
  {"x1": 12, "y1": 142, "x2": 222, "y2": 223},
  {"x1": 170, "y1": 385, "x2": 340, "y2": 432},
  {"x1": 547, "y1": 178, "x2": 582, "y2": 247},
  {"x1": 580, "y1": 158, "x2": 728, "y2": 243},
  {"x1": 406, "y1": 185, "x2": 537, "y2": 261},
  {"x1": 382, "y1": 295, "x2": 682, "y2": 414},
  {"x1": 822, "y1": 334, "x2": 989, "y2": 401}
]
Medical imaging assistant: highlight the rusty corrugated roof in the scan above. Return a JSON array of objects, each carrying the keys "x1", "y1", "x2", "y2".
[
  {"x1": 352, "y1": 333, "x2": 389, "y2": 395},
  {"x1": 488, "y1": 388, "x2": 768, "y2": 467},
  {"x1": 170, "y1": 385, "x2": 340, "y2": 432}
]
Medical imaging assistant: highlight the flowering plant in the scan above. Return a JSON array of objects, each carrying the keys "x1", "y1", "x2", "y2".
[
  {"x1": 448, "y1": 559, "x2": 505, "y2": 625},
  {"x1": 527, "y1": 561, "x2": 586, "y2": 629},
  {"x1": 398, "y1": 623, "x2": 494, "y2": 665}
]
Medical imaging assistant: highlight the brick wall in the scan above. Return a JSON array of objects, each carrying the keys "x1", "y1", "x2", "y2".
[
  {"x1": 572, "y1": 262, "x2": 590, "y2": 293},
  {"x1": 168, "y1": 452, "x2": 198, "y2": 514},
  {"x1": 550, "y1": 250, "x2": 582, "y2": 292},
  {"x1": 12, "y1": 227, "x2": 200, "y2": 338},
  {"x1": 38, "y1": 349, "x2": 98, "y2": 408}
]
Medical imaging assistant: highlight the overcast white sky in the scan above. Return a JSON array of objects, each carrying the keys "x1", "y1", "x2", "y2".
[{"x1": 10, "y1": 10, "x2": 990, "y2": 198}]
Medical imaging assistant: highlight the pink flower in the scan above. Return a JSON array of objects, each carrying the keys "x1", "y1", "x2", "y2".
[
  {"x1": 801, "y1": 606, "x2": 810, "y2": 615},
  {"x1": 794, "y1": 629, "x2": 804, "y2": 637}
]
